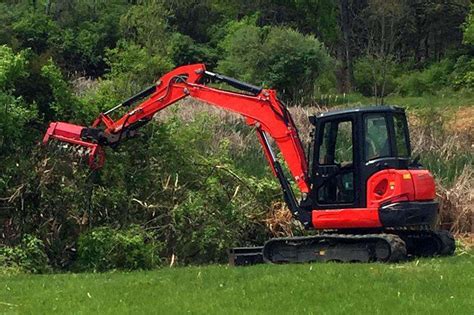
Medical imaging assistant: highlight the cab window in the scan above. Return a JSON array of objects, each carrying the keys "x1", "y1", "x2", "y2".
[
  {"x1": 318, "y1": 120, "x2": 353, "y2": 166},
  {"x1": 393, "y1": 113, "x2": 409, "y2": 157},
  {"x1": 364, "y1": 114, "x2": 390, "y2": 161},
  {"x1": 317, "y1": 119, "x2": 354, "y2": 204}
]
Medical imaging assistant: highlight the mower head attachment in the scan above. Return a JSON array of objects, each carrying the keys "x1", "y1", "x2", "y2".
[{"x1": 43, "y1": 122, "x2": 105, "y2": 170}]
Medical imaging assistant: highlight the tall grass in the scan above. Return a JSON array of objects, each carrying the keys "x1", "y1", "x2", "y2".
[{"x1": 408, "y1": 108, "x2": 473, "y2": 233}]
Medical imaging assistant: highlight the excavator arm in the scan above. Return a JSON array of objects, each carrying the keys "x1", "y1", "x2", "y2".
[{"x1": 43, "y1": 64, "x2": 311, "y2": 224}]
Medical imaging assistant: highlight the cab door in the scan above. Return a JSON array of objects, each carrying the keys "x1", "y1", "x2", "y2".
[{"x1": 312, "y1": 116, "x2": 359, "y2": 209}]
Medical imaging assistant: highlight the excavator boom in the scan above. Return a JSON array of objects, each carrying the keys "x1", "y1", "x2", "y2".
[{"x1": 43, "y1": 64, "x2": 311, "y2": 223}]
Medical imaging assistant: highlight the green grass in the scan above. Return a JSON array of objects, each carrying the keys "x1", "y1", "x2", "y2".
[{"x1": 1, "y1": 253, "x2": 473, "y2": 314}]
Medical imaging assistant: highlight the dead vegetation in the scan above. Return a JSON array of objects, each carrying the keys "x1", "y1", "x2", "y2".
[
  {"x1": 437, "y1": 166, "x2": 473, "y2": 233},
  {"x1": 264, "y1": 202, "x2": 303, "y2": 237}
]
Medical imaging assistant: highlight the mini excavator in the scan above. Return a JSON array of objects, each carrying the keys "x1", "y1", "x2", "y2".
[{"x1": 43, "y1": 64, "x2": 455, "y2": 264}]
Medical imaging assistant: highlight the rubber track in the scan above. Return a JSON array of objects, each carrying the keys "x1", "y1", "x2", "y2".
[
  {"x1": 262, "y1": 233, "x2": 407, "y2": 264},
  {"x1": 394, "y1": 229, "x2": 456, "y2": 257}
]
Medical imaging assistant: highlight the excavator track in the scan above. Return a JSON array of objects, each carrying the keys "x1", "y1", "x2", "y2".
[
  {"x1": 262, "y1": 233, "x2": 407, "y2": 264},
  {"x1": 394, "y1": 229, "x2": 455, "y2": 257},
  {"x1": 229, "y1": 229, "x2": 455, "y2": 265}
]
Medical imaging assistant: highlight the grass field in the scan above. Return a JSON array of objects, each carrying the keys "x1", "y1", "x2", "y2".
[{"x1": 1, "y1": 252, "x2": 473, "y2": 315}]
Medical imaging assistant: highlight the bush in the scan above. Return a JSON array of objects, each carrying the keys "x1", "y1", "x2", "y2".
[
  {"x1": 452, "y1": 55, "x2": 474, "y2": 89},
  {"x1": 396, "y1": 59, "x2": 454, "y2": 96},
  {"x1": 12, "y1": 11, "x2": 59, "y2": 54},
  {"x1": 167, "y1": 32, "x2": 218, "y2": 67},
  {"x1": 0, "y1": 46, "x2": 35, "y2": 133},
  {"x1": 76, "y1": 226, "x2": 163, "y2": 272},
  {"x1": 217, "y1": 18, "x2": 331, "y2": 102},
  {"x1": 0, "y1": 235, "x2": 50, "y2": 274}
]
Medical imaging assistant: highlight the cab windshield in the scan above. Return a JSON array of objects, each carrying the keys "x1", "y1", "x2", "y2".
[{"x1": 364, "y1": 112, "x2": 410, "y2": 161}]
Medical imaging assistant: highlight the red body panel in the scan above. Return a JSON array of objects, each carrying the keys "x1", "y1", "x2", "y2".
[
  {"x1": 366, "y1": 169, "x2": 415, "y2": 207},
  {"x1": 410, "y1": 170, "x2": 436, "y2": 200},
  {"x1": 312, "y1": 208, "x2": 381, "y2": 229},
  {"x1": 311, "y1": 168, "x2": 437, "y2": 230}
]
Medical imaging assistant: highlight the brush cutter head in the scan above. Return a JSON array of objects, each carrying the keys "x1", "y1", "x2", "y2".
[{"x1": 43, "y1": 122, "x2": 105, "y2": 169}]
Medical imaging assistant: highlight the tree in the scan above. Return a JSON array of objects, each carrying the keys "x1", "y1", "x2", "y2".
[
  {"x1": 360, "y1": 0, "x2": 406, "y2": 103},
  {"x1": 218, "y1": 19, "x2": 331, "y2": 102},
  {"x1": 337, "y1": 0, "x2": 355, "y2": 92},
  {"x1": 464, "y1": 3, "x2": 474, "y2": 45}
]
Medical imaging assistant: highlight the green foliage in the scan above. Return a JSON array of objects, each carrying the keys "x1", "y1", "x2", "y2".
[
  {"x1": 0, "y1": 46, "x2": 37, "y2": 151},
  {"x1": 76, "y1": 226, "x2": 162, "y2": 272},
  {"x1": 0, "y1": 235, "x2": 50, "y2": 274},
  {"x1": 105, "y1": 40, "x2": 173, "y2": 90},
  {"x1": 0, "y1": 45, "x2": 28, "y2": 89},
  {"x1": 51, "y1": 19, "x2": 118, "y2": 75},
  {"x1": 218, "y1": 18, "x2": 331, "y2": 102},
  {"x1": 40, "y1": 59, "x2": 93, "y2": 122},
  {"x1": 463, "y1": 4, "x2": 474, "y2": 45},
  {"x1": 12, "y1": 11, "x2": 59, "y2": 54},
  {"x1": 120, "y1": 0, "x2": 170, "y2": 52},
  {"x1": 353, "y1": 55, "x2": 399, "y2": 97},
  {"x1": 396, "y1": 57, "x2": 474, "y2": 95},
  {"x1": 452, "y1": 55, "x2": 474, "y2": 89},
  {"x1": 397, "y1": 59, "x2": 454, "y2": 96},
  {"x1": 81, "y1": 39, "x2": 174, "y2": 113},
  {"x1": 168, "y1": 32, "x2": 218, "y2": 66}
]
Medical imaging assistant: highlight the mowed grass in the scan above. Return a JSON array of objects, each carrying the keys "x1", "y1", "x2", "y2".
[{"x1": 1, "y1": 253, "x2": 473, "y2": 315}]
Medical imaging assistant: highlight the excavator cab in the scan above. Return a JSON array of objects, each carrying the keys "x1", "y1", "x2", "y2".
[
  {"x1": 303, "y1": 106, "x2": 439, "y2": 232},
  {"x1": 309, "y1": 106, "x2": 411, "y2": 209}
]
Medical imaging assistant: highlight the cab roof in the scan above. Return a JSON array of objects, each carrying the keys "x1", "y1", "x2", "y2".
[
  {"x1": 308, "y1": 106, "x2": 405, "y2": 126},
  {"x1": 316, "y1": 106, "x2": 405, "y2": 118}
]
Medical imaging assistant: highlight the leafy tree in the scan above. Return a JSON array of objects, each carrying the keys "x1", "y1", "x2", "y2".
[
  {"x1": 464, "y1": 4, "x2": 474, "y2": 45},
  {"x1": 12, "y1": 11, "x2": 59, "y2": 54},
  {"x1": 0, "y1": 45, "x2": 36, "y2": 152},
  {"x1": 218, "y1": 19, "x2": 331, "y2": 102}
]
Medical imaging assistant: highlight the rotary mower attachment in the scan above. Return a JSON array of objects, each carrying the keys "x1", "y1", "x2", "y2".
[{"x1": 43, "y1": 122, "x2": 105, "y2": 170}]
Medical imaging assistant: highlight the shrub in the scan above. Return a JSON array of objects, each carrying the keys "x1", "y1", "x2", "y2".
[
  {"x1": 167, "y1": 32, "x2": 218, "y2": 67},
  {"x1": 452, "y1": 55, "x2": 474, "y2": 89},
  {"x1": 12, "y1": 11, "x2": 59, "y2": 54},
  {"x1": 76, "y1": 226, "x2": 163, "y2": 272},
  {"x1": 0, "y1": 235, "x2": 50, "y2": 274},
  {"x1": 396, "y1": 59, "x2": 454, "y2": 96},
  {"x1": 217, "y1": 18, "x2": 331, "y2": 102}
]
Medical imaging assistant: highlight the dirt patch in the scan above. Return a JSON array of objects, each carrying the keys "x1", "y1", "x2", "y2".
[{"x1": 450, "y1": 106, "x2": 474, "y2": 135}]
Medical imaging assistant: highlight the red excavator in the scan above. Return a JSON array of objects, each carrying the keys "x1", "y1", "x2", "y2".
[{"x1": 43, "y1": 64, "x2": 455, "y2": 264}]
